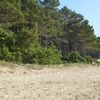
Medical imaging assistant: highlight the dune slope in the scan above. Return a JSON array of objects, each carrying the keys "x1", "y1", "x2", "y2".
[{"x1": 0, "y1": 65, "x2": 100, "y2": 100}]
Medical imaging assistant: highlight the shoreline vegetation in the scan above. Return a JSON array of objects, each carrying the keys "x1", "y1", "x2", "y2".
[
  {"x1": 0, "y1": 61, "x2": 99, "y2": 70},
  {"x1": 0, "y1": 0, "x2": 100, "y2": 65}
]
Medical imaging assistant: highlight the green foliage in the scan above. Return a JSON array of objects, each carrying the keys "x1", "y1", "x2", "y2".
[
  {"x1": 13, "y1": 49, "x2": 23, "y2": 63},
  {"x1": 0, "y1": 27, "x2": 16, "y2": 48},
  {"x1": 36, "y1": 46, "x2": 62, "y2": 64},
  {"x1": 0, "y1": 45, "x2": 23, "y2": 63},
  {"x1": 23, "y1": 46, "x2": 62, "y2": 64},
  {"x1": 0, "y1": 0, "x2": 99, "y2": 65},
  {"x1": 0, "y1": 1, "x2": 24, "y2": 27},
  {"x1": 16, "y1": 27, "x2": 39, "y2": 48},
  {"x1": 39, "y1": 0, "x2": 60, "y2": 9},
  {"x1": 0, "y1": 45, "x2": 11, "y2": 61},
  {"x1": 96, "y1": 61, "x2": 100, "y2": 66},
  {"x1": 61, "y1": 51, "x2": 93, "y2": 64},
  {"x1": 84, "y1": 56, "x2": 93, "y2": 64},
  {"x1": 67, "y1": 51, "x2": 85, "y2": 63}
]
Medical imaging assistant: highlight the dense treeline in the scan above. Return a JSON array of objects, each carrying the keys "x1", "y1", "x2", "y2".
[{"x1": 0, "y1": 0, "x2": 100, "y2": 64}]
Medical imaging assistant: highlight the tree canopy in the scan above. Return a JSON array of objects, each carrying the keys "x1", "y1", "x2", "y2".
[{"x1": 0, "y1": 0, "x2": 99, "y2": 64}]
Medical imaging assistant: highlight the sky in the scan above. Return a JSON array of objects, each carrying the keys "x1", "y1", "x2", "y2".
[{"x1": 59, "y1": 0, "x2": 100, "y2": 37}]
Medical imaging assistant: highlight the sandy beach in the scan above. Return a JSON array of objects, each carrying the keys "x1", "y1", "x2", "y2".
[{"x1": 0, "y1": 65, "x2": 100, "y2": 100}]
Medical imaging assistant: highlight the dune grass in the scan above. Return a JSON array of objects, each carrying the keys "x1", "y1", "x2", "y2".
[{"x1": 0, "y1": 60, "x2": 99, "y2": 71}]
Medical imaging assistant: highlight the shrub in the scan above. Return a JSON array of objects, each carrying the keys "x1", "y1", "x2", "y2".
[
  {"x1": 68, "y1": 51, "x2": 85, "y2": 63},
  {"x1": 84, "y1": 56, "x2": 93, "y2": 64},
  {"x1": 0, "y1": 45, "x2": 9, "y2": 60},
  {"x1": 23, "y1": 46, "x2": 62, "y2": 64},
  {"x1": 38, "y1": 46, "x2": 62, "y2": 64},
  {"x1": 13, "y1": 50, "x2": 23, "y2": 63},
  {"x1": 0, "y1": 45, "x2": 23, "y2": 63},
  {"x1": 62, "y1": 51, "x2": 88, "y2": 63},
  {"x1": 0, "y1": 27, "x2": 16, "y2": 48}
]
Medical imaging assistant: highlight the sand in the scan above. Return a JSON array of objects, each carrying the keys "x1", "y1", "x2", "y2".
[{"x1": 0, "y1": 65, "x2": 100, "y2": 100}]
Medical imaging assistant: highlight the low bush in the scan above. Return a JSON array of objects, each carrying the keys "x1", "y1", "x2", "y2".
[
  {"x1": 61, "y1": 51, "x2": 93, "y2": 64},
  {"x1": 23, "y1": 46, "x2": 62, "y2": 64},
  {"x1": 84, "y1": 56, "x2": 93, "y2": 64}
]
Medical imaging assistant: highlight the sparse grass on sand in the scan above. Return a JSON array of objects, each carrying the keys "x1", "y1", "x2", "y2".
[
  {"x1": 0, "y1": 61, "x2": 97, "y2": 69},
  {"x1": 0, "y1": 61, "x2": 100, "y2": 100}
]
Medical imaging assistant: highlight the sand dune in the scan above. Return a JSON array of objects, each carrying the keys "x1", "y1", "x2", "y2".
[{"x1": 0, "y1": 65, "x2": 100, "y2": 100}]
